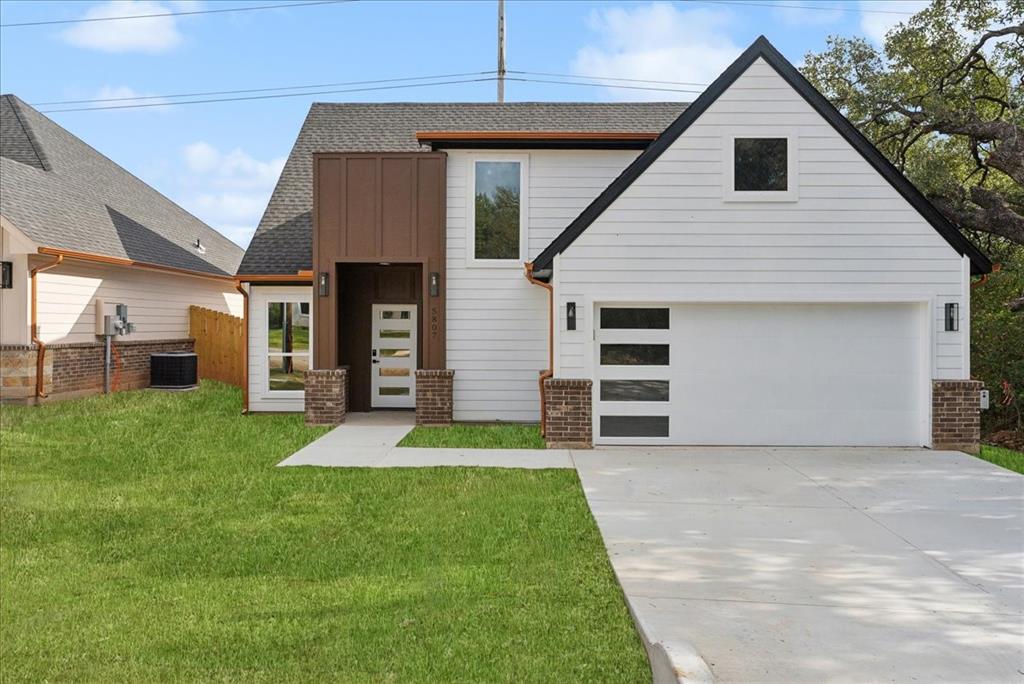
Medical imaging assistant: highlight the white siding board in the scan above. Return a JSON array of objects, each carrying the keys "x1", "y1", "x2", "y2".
[
  {"x1": 34, "y1": 259, "x2": 242, "y2": 344},
  {"x1": 555, "y1": 57, "x2": 968, "y2": 381},
  {"x1": 446, "y1": 149, "x2": 638, "y2": 421}
]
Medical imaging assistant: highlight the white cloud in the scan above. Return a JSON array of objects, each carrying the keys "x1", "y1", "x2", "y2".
[
  {"x1": 571, "y1": 3, "x2": 742, "y2": 101},
  {"x1": 179, "y1": 142, "x2": 285, "y2": 247},
  {"x1": 859, "y1": 1, "x2": 929, "y2": 44},
  {"x1": 61, "y1": 1, "x2": 189, "y2": 53}
]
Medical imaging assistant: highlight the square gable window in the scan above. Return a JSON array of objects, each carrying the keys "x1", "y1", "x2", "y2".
[{"x1": 725, "y1": 133, "x2": 798, "y2": 202}]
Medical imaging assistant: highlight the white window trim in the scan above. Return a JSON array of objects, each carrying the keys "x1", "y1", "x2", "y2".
[
  {"x1": 723, "y1": 131, "x2": 799, "y2": 202},
  {"x1": 264, "y1": 292, "x2": 313, "y2": 398},
  {"x1": 466, "y1": 153, "x2": 530, "y2": 268}
]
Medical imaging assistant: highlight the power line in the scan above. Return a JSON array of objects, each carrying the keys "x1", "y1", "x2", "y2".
[
  {"x1": 507, "y1": 77, "x2": 705, "y2": 95},
  {"x1": 34, "y1": 71, "x2": 498, "y2": 106},
  {"x1": 510, "y1": 70, "x2": 709, "y2": 88},
  {"x1": 1, "y1": 0, "x2": 352, "y2": 28},
  {"x1": 691, "y1": 0, "x2": 919, "y2": 14},
  {"x1": 39, "y1": 77, "x2": 498, "y2": 113}
]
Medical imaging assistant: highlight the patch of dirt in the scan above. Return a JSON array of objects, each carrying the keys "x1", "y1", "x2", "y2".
[{"x1": 986, "y1": 430, "x2": 1024, "y2": 451}]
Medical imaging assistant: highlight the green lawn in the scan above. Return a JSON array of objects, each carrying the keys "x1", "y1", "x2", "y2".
[
  {"x1": 399, "y1": 423, "x2": 546, "y2": 449},
  {"x1": 978, "y1": 444, "x2": 1024, "y2": 474},
  {"x1": 0, "y1": 383, "x2": 647, "y2": 683}
]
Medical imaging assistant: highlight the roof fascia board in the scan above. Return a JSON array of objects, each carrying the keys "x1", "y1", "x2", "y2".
[
  {"x1": 531, "y1": 35, "x2": 991, "y2": 275},
  {"x1": 37, "y1": 247, "x2": 235, "y2": 282}
]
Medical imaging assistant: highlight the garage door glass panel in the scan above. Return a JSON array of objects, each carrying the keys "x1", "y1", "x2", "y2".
[
  {"x1": 601, "y1": 380, "x2": 670, "y2": 402},
  {"x1": 601, "y1": 344, "x2": 669, "y2": 366},
  {"x1": 600, "y1": 308, "x2": 669, "y2": 329},
  {"x1": 601, "y1": 415, "x2": 669, "y2": 438}
]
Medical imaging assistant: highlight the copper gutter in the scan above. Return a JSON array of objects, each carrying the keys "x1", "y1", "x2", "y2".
[
  {"x1": 37, "y1": 247, "x2": 234, "y2": 282},
  {"x1": 30, "y1": 254, "x2": 64, "y2": 399},
  {"x1": 525, "y1": 262, "x2": 554, "y2": 437},
  {"x1": 416, "y1": 131, "x2": 659, "y2": 143},
  {"x1": 235, "y1": 281, "x2": 249, "y2": 414},
  {"x1": 235, "y1": 272, "x2": 313, "y2": 283},
  {"x1": 971, "y1": 262, "x2": 1001, "y2": 288}
]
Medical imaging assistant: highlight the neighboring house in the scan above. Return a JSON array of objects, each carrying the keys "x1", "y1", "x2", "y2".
[
  {"x1": 0, "y1": 94, "x2": 244, "y2": 402},
  {"x1": 237, "y1": 37, "x2": 991, "y2": 451}
]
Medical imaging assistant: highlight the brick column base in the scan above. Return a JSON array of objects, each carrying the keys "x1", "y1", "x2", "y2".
[
  {"x1": 932, "y1": 379, "x2": 983, "y2": 454},
  {"x1": 304, "y1": 368, "x2": 348, "y2": 426},
  {"x1": 544, "y1": 378, "x2": 592, "y2": 449},
  {"x1": 415, "y1": 369, "x2": 454, "y2": 426}
]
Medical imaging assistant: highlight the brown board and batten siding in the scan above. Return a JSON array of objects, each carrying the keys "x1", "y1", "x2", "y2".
[{"x1": 312, "y1": 152, "x2": 446, "y2": 372}]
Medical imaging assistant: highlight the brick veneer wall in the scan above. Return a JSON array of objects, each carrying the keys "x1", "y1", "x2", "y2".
[
  {"x1": 51, "y1": 339, "x2": 194, "y2": 395},
  {"x1": 932, "y1": 379, "x2": 984, "y2": 454},
  {"x1": 543, "y1": 378, "x2": 593, "y2": 449},
  {"x1": 415, "y1": 369, "x2": 454, "y2": 426},
  {"x1": 1, "y1": 339, "x2": 192, "y2": 403},
  {"x1": 304, "y1": 368, "x2": 348, "y2": 426}
]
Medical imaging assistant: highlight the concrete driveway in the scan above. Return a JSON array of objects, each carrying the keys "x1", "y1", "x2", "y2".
[{"x1": 574, "y1": 448, "x2": 1024, "y2": 683}]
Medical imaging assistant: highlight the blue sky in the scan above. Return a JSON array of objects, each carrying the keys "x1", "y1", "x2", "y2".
[{"x1": 0, "y1": 0, "x2": 927, "y2": 248}]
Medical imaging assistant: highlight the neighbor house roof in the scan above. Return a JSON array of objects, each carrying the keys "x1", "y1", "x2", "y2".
[
  {"x1": 531, "y1": 36, "x2": 992, "y2": 275},
  {"x1": 0, "y1": 94, "x2": 243, "y2": 278},
  {"x1": 237, "y1": 102, "x2": 686, "y2": 275}
]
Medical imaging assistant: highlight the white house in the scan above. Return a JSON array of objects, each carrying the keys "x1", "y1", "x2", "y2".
[{"x1": 236, "y1": 36, "x2": 989, "y2": 451}]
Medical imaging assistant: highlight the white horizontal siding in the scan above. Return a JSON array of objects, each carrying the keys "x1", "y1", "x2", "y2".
[
  {"x1": 446, "y1": 149, "x2": 638, "y2": 421},
  {"x1": 34, "y1": 258, "x2": 242, "y2": 344},
  {"x1": 555, "y1": 57, "x2": 968, "y2": 382}
]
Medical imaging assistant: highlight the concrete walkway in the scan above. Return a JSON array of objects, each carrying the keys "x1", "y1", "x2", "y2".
[
  {"x1": 574, "y1": 447, "x2": 1024, "y2": 683},
  {"x1": 278, "y1": 413, "x2": 572, "y2": 468}
]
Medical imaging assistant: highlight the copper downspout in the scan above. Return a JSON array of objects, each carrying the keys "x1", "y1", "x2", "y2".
[
  {"x1": 235, "y1": 281, "x2": 249, "y2": 414},
  {"x1": 525, "y1": 262, "x2": 554, "y2": 437},
  {"x1": 30, "y1": 254, "x2": 64, "y2": 399}
]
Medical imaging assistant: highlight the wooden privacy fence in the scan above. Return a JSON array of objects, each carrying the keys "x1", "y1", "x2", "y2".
[{"x1": 189, "y1": 306, "x2": 244, "y2": 388}]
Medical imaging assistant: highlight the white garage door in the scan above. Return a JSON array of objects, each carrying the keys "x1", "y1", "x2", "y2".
[{"x1": 594, "y1": 303, "x2": 927, "y2": 446}]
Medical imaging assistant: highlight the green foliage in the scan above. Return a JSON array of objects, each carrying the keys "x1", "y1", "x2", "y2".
[
  {"x1": 399, "y1": 423, "x2": 545, "y2": 449},
  {"x1": 802, "y1": 0, "x2": 1023, "y2": 246},
  {"x1": 972, "y1": 261, "x2": 1024, "y2": 433},
  {"x1": 474, "y1": 185, "x2": 520, "y2": 260},
  {"x1": 978, "y1": 444, "x2": 1024, "y2": 474},
  {"x1": 0, "y1": 382, "x2": 647, "y2": 682}
]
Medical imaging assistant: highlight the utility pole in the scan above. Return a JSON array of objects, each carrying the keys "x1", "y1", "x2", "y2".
[{"x1": 497, "y1": 0, "x2": 505, "y2": 103}]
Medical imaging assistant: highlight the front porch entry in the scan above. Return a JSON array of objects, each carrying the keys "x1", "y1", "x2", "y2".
[{"x1": 337, "y1": 263, "x2": 423, "y2": 412}]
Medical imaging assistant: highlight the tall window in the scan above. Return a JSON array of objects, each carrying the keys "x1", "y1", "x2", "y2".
[
  {"x1": 267, "y1": 302, "x2": 310, "y2": 391},
  {"x1": 471, "y1": 158, "x2": 525, "y2": 263}
]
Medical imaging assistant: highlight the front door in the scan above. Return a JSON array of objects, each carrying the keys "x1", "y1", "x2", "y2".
[{"x1": 370, "y1": 304, "x2": 417, "y2": 408}]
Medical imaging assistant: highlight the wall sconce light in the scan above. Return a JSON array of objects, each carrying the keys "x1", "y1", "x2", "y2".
[
  {"x1": 567, "y1": 301, "x2": 576, "y2": 331},
  {"x1": 944, "y1": 302, "x2": 959, "y2": 331},
  {"x1": 429, "y1": 272, "x2": 440, "y2": 297},
  {"x1": 0, "y1": 261, "x2": 11, "y2": 289},
  {"x1": 318, "y1": 271, "x2": 329, "y2": 297}
]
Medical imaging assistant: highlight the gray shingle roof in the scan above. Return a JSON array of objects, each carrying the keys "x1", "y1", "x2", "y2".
[
  {"x1": 0, "y1": 94, "x2": 243, "y2": 277},
  {"x1": 238, "y1": 102, "x2": 686, "y2": 275}
]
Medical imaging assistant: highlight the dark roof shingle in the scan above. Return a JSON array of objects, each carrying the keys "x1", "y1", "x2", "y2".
[
  {"x1": 238, "y1": 102, "x2": 686, "y2": 275},
  {"x1": 0, "y1": 94, "x2": 243, "y2": 277}
]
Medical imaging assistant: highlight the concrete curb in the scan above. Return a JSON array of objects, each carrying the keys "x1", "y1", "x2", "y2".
[{"x1": 625, "y1": 599, "x2": 715, "y2": 684}]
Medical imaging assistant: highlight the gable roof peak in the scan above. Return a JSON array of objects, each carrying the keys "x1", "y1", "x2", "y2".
[{"x1": 531, "y1": 35, "x2": 991, "y2": 275}]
